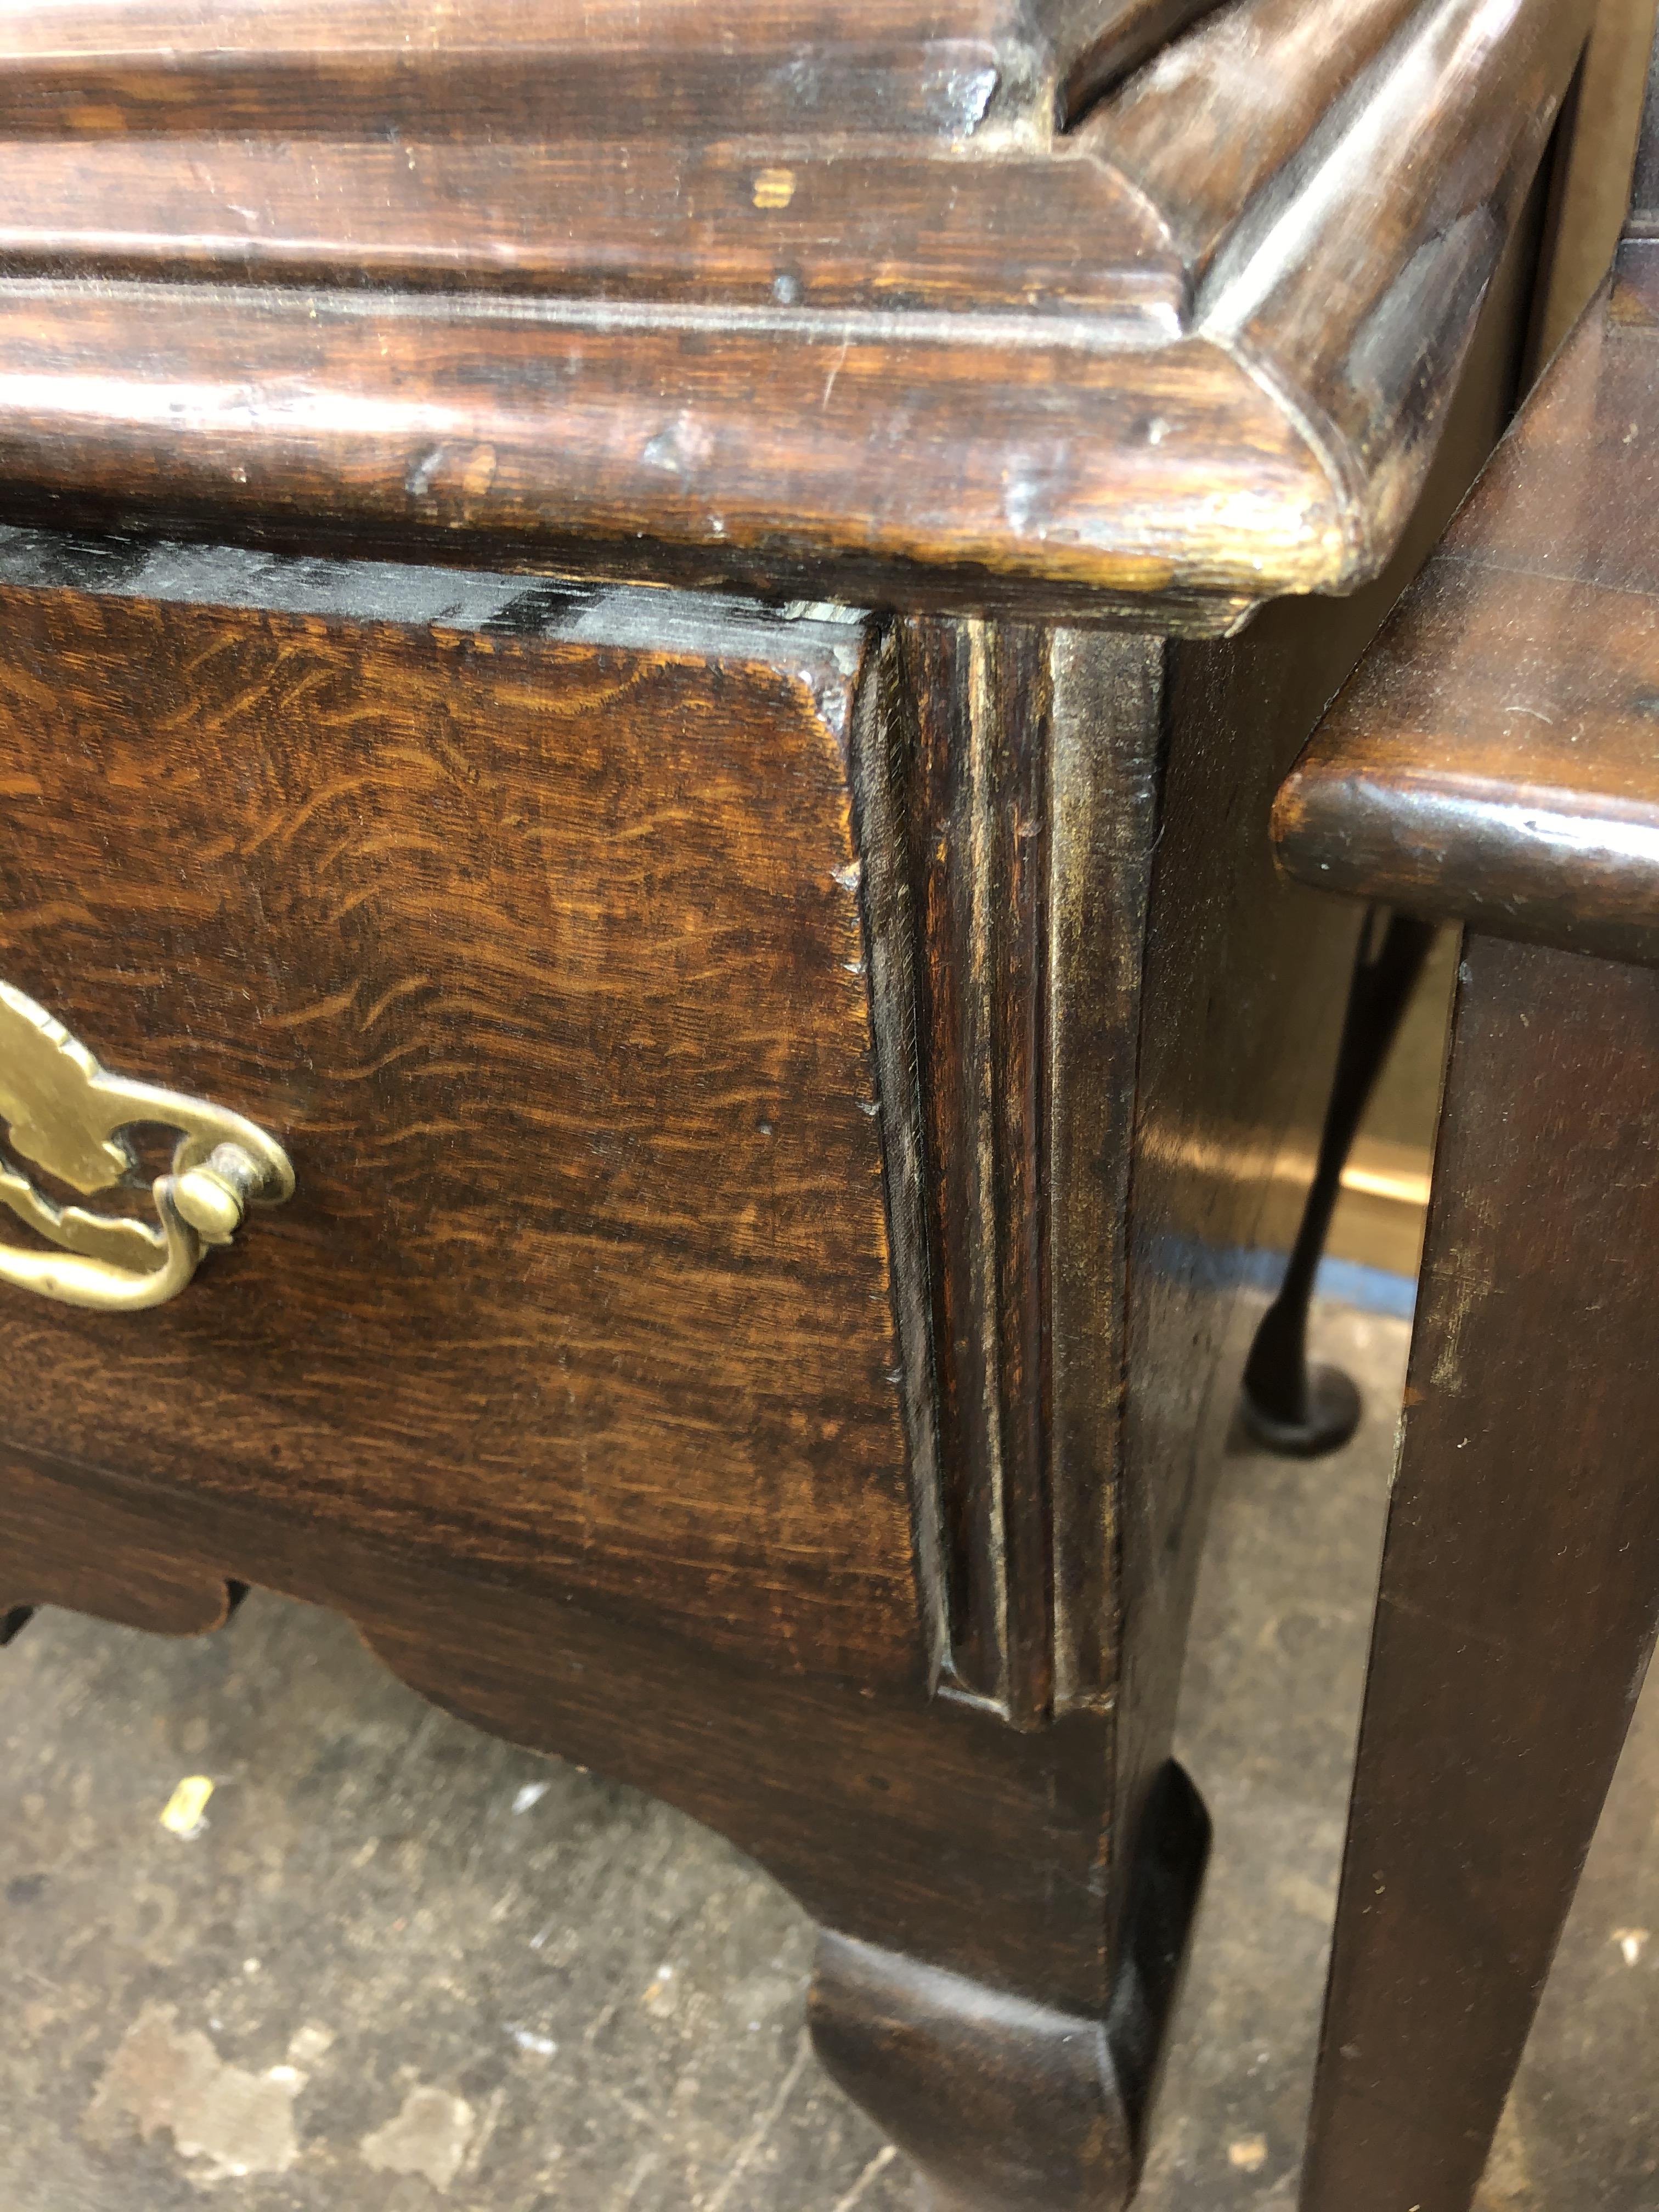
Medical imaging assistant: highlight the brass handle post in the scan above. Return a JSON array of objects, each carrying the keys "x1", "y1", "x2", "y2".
[{"x1": 0, "y1": 980, "x2": 293, "y2": 1312}]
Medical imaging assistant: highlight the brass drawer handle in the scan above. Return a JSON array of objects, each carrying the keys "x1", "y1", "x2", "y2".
[{"x1": 0, "y1": 980, "x2": 293, "y2": 1312}]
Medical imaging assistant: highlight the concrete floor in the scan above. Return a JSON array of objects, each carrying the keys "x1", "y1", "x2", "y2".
[{"x1": 2, "y1": 1304, "x2": 1655, "y2": 2209}]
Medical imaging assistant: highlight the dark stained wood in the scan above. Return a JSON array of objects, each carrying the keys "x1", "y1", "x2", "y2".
[
  {"x1": 1042, "y1": 629, "x2": 1166, "y2": 1716},
  {"x1": 811, "y1": 1932, "x2": 1138, "y2": 2212},
  {"x1": 0, "y1": 543, "x2": 920, "y2": 1686},
  {"x1": 1201, "y1": 0, "x2": 1594, "y2": 572},
  {"x1": 1277, "y1": 204, "x2": 1659, "y2": 966},
  {"x1": 0, "y1": 388, "x2": 1526, "y2": 2200},
  {"x1": 1091, "y1": 0, "x2": 1423, "y2": 276},
  {"x1": 1280, "y1": 47, "x2": 1659, "y2": 2205},
  {"x1": 0, "y1": 0, "x2": 1590, "y2": 622},
  {"x1": 1042, "y1": 0, "x2": 1228, "y2": 123},
  {"x1": 0, "y1": 1454, "x2": 240, "y2": 1638},
  {"x1": 1107, "y1": 178, "x2": 1551, "y2": 1954},
  {"x1": 0, "y1": 0, "x2": 1277, "y2": 147},
  {"x1": 808, "y1": 1764, "x2": 1210, "y2": 2212},
  {"x1": 1299, "y1": 939, "x2": 1659, "y2": 2212},
  {"x1": 0, "y1": 544, "x2": 1199, "y2": 2209},
  {"x1": 0, "y1": 1427, "x2": 1122, "y2": 2007},
  {"x1": 0, "y1": 137, "x2": 1183, "y2": 324},
  {"x1": 896, "y1": 618, "x2": 1057, "y2": 1720},
  {"x1": 0, "y1": 286, "x2": 1344, "y2": 625},
  {"x1": 877, "y1": 619, "x2": 1164, "y2": 1726},
  {"x1": 0, "y1": 7, "x2": 1588, "y2": 2202},
  {"x1": 0, "y1": 0, "x2": 1045, "y2": 143}
]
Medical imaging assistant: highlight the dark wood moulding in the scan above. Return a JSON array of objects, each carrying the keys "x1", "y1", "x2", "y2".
[{"x1": 0, "y1": 0, "x2": 1596, "y2": 623}]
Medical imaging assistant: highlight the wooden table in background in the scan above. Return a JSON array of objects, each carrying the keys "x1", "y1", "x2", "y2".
[{"x1": 1277, "y1": 38, "x2": 1659, "y2": 2208}]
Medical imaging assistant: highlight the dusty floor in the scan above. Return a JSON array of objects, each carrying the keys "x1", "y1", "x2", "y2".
[{"x1": 1, "y1": 1304, "x2": 1655, "y2": 2210}]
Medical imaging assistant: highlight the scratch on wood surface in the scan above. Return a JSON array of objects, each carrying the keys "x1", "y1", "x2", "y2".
[{"x1": 1427, "y1": 1236, "x2": 1496, "y2": 1398}]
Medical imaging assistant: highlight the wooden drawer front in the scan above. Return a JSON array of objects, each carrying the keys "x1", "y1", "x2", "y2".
[{"x1": 0, "y1": 538, "x2": 920, "y2": 1686}]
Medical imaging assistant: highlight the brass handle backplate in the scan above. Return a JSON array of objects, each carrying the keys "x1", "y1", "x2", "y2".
[{"x1": 0, "y1": 979, "x2": 293, "y2": 1312}]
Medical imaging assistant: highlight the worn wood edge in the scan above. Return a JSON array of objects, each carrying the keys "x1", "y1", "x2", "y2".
[
  {"x1": 1272, "y1": 757, "x2": 1659, "y2": 970},
  {"x1": 0, "y1": 279, "x2": 1355, "y2": 614},
  {"x1": 850, "y1": 628, "x2": 952, "y2": 1694},
  {"x1": 1046, "y1": 0, "x2": 1231, "y2": 126},
  {"x1": 0, "y1": 0, "x2": 1240, "y2": 145},
  {"x1": 0, "y1": 1482, "x2": 242, "y2": 1638},
  {"x1": 1087, "y1": 0, "x2": 1423, "y2": 278},
  {"x1": 853, "y1": 622, "x2": 1161, "y2": 1730},
  {"x1": 0, "y1": 0, "x2": 1044, "y2": 145},
  {"x1": 0, "y1": 1, "x2": 1587, "y2": 607},
  {"x1": 809, "y1": 1931, "x2": 1133, "y2": 2212},
  {"x1": 1199, "y1": 0, "x2": 1593, "y2": 590},
  {"x1": 1046, "y1": 630, "x2": 1165, "y2": 1714},
  {"x1": 1270, "y1": 288, "x2": 1659, "y2": 964},
  {"x1": 0, "y1": 492, "x2": 1262, "y2": 633},
  {"x1": 891, "y1": 618, "x2": 1045, "y2": 1726},
  {"x1": 0, "y1": 135, "x2": 1186, "y2": 340}
]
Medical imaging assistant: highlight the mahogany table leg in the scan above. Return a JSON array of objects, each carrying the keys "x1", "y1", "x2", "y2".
[
  {"x1": 1242, "y1": 910, "x2": 1436, "y2": 1457},
  {"x1": 1300, "y1": 934, "x2": 1659, "y2": 2212}
]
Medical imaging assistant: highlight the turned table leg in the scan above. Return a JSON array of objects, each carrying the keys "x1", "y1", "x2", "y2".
[
  {"x1": 1242, "y1": 910, "x2": 1436, "y2": 1457},
  {"x1": 1300, "y1": 936, "x2": 1659, "y2": 2212}
]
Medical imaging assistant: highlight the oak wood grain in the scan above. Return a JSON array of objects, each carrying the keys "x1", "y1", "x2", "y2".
[
  {"x1": 0, "y1": 5, "x2": 1583, "y2": 2200},
  {"x1": 0, "y1": 1453, "x2": 240, "y2": 1638},
  {"x1": 0, "y1": 549, "x2": 922, "y2": 1687},
  {"x1": 0, "y1": 283, "x2": 1538, "y2": 2171}
]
